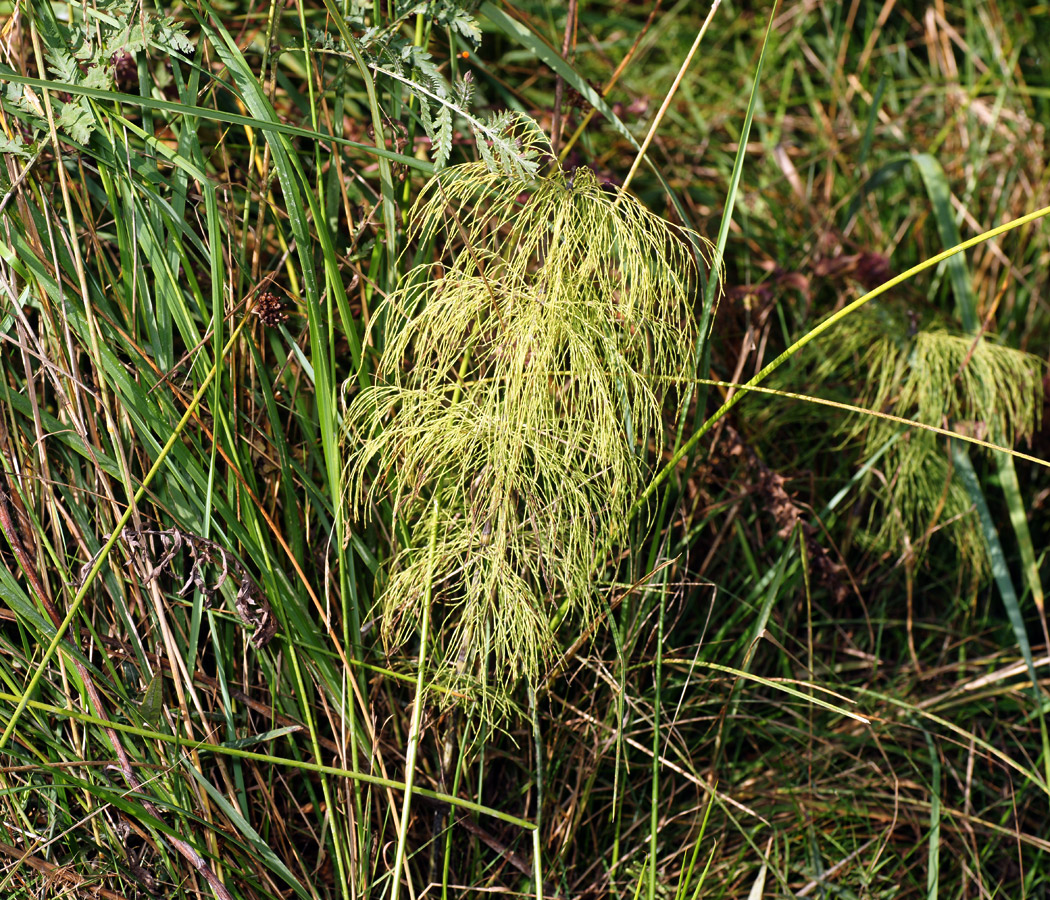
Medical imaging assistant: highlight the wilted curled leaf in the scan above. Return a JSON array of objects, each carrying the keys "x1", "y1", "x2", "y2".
[{"x1": 236, "y1": 573, "x2": 277, "y2": 648}]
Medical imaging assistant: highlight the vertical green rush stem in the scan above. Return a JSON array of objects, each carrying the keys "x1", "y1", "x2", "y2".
[
  {"x1": 608, "y1": 202, "x2": 1050, "y2": 556},
  {"x1": 391, "y1": 494, "x2": 440, "y2": 900},
  {"x1": 648, "y1": 566, "x2": 666, "y2": 900},
  {"x1": 529, "y1": 683, "x2": 544, "y2": 900},
  {"x1": 618, "y1": 0, "x2": 721, "y2": 200},
  {"x1": 533, "y1": 828, "x2": 544, "y2": 900},
  {"x1": 0, "y1": 310, "x2": 254, "y2": 749},
  {"x1": 401, "y1": 11, "x2": 428, "y2": 207}
]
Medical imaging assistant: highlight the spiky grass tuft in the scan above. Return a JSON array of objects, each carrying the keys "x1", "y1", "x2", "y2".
[{"x1": 345, "y1": 128, "x2": 708, "y2": 701}]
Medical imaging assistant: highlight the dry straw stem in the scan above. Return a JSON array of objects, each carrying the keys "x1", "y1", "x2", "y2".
[
  {"x1": 618, "y1": 0, "x2": 721, "y2": 198},
  {"x1": 346, "y1": 125, "x2": 710, "y2": 696}
]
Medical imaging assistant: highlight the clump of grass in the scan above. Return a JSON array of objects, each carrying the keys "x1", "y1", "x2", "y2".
[{"x1": 345, "y1": 124, "x2": 708, "y2": 699}]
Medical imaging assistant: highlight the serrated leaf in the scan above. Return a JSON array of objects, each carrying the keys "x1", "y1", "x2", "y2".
[
  {"x1": 358, "y1": 25, "x2": 383, "y2": 49},
  {"x1": 476, "y1": 134, "x2": 495, "y2": 170},
  {"x1": 157, "y1": 16, "x2": 195, "y2": 56},
  {"x1": 57, "y1": 101, "x2": 95, "y2": 144},
  {"x1": 106, "y1": 23, "x2": 148, "y2": 56},
  {"x1": 433, "y1": 105, "x2": 453, "y2": 170},
  {"x1": 46, "y1": 48, "x2": 81, "y2": 84},
  {"x1": 417, "y1": 92, "x2": 434, "y2": 134},
  {"x1": 447, "y1": 9, "x2": 481, "y2": 44},
  {"x1": 82, "y1": 65, "x2": 111, "y2": 90},
  {"x1": 0, "y1": 133, "x2": 31, "y2": 158}
]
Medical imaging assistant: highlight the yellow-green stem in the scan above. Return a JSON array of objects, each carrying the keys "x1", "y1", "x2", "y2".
[
  {"x1": 391, "y1": 494, "x2": 441, "y2": 900},
  {"x1": 0, "y1": 689, "x2": 539, "y2": 827},
  {"x1": 624, "y1": 202, "x2": 1050, "y2": 548}
]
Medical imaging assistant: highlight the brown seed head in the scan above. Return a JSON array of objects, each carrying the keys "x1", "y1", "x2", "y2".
[{"x1": 254, "y1": 291, "x2": 288, "y2": 327}]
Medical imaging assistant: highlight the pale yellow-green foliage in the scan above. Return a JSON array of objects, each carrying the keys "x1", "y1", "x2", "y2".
[
  {"x1": 344, "y1": 128, "x2": 706, "y2": 697},
  {"x1": 819, "y1": 309, "x2": 1043, "y2": 573}
]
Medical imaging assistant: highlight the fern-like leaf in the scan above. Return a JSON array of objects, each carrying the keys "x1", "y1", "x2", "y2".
[{"x1": 432, "y1": 105, "x2": 454, "y2": 170}]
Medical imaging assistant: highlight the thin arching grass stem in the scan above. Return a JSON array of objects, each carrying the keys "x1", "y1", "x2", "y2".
[{"x1": 588, "y1": 203, "x2": 1050, "y2": 580}]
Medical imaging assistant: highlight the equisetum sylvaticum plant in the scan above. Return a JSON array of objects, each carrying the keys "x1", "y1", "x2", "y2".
[
  {"x1": 811, "y1": 309, "x2": 1043, "y2": 576},
  {"x1": 344, "y1": 119, "x2": 711, "y2": 708}
]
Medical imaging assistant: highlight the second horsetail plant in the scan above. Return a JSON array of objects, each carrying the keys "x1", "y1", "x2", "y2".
[
  {"x1": 812, "y1": 309, "x2": 1044, "y2": 577},
  {"x1": 345, "y1": 121, "x2": 709, "y2": 702}
]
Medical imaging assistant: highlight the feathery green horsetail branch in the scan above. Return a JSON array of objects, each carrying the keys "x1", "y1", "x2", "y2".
[
  {"x1": 345, "y1": 123, "x2": 711, "y2": 698},
  {"x1": 812, "y1": 312, "x2": 1044, "y2": 574}
]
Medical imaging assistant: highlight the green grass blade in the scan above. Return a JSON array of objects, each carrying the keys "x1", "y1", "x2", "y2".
[
  {"x1": 0, "y1": 69, "x2": 433, "y2": 173},
  {"x1": 910, "y1": 152, "x2": 978, "y2": 331},
  {"x1": 951, "y1": 443, "x2": 1042, "y2": 696}
]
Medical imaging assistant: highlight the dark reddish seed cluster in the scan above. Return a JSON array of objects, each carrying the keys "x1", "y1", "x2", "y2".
[
  {"x1": 111, "y1": 51, "x2": 136, "y2": 91},
  {"x1": 254, "y1": 291, "x2": 288, "y2": 327}
]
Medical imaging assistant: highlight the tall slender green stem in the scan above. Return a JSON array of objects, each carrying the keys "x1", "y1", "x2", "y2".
[
  {"x1": 391, "y1": 494, "x2": 440, "y2": 900},
  {"x1": 648, "y1": 566, "x2": 666, "y2": 900}
]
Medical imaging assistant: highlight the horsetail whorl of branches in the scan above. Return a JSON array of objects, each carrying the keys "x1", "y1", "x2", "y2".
[
  {"x1": 814, "y1": 309, "x2": 1043, "y2": 577},
  {"x1": 345, "y1": 125, "x2": 711, "y2": 700}
]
